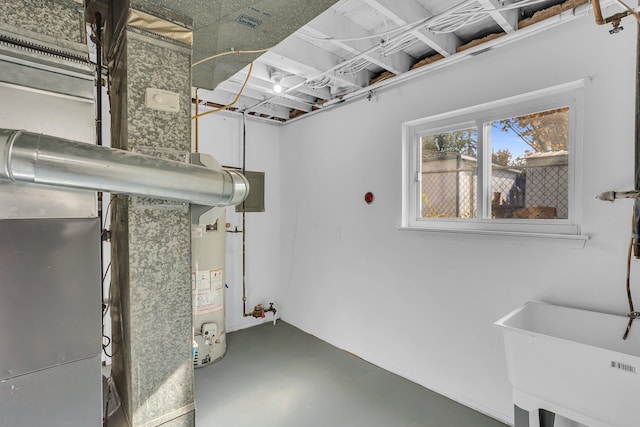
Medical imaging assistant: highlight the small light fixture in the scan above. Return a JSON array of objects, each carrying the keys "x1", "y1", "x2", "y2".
[
  {"x1": 270, "y1": 69, "x2": 285, "y2": 94},
  {"x1": 273, "y1": 78, "x2": 283, "y2": 93}
]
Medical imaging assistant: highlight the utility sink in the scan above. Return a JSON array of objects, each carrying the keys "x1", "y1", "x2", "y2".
[{"x1": 495, "y1": 302, "x2": 640, "y2": 427}]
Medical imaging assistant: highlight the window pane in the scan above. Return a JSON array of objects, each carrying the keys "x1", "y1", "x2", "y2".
[
  {"x1": 489, "y1": 107, "x2": 569, "y2": 220},
  {"x1": 420, "y1": 127, "x2": 477, "y2": 219}
]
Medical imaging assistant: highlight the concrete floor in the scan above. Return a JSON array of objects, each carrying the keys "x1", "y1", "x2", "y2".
[{"x1": 194, "y1": 321, "x2": 507, "y2": 427}]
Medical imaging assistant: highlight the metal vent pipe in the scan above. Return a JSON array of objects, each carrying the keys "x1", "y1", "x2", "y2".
[{"x1": 0, "y1": 129, "x2": 249, "y2": 207}]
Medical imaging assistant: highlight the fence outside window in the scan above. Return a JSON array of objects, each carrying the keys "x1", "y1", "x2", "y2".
[{"x1": 421, "y1": 150, "x2": 568, "y2": 220}]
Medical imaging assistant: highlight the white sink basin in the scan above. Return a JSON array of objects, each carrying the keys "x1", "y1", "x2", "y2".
[{"x1": 495, "y1": 302, "x2": 640, "y2": 427}]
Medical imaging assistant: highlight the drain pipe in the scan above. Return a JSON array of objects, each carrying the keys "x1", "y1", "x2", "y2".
[{"x1": 0, "y1": 129, "x2": 249, "y2": 207}]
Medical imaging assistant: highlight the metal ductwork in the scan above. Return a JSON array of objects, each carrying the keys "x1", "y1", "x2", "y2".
[{"x1": 0, "y1": 129, "x2": 249, "y2": 207}]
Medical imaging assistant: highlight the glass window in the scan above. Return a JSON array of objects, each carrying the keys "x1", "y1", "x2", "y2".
[
  {"x1": 488, "y1": 107, "x2": 569, "y2": 220},
  {"x1": 420, "y1": 127, "x2": 478, "y2": 219},
  {"x1": 402, "y1": 84, "x2": 582, "y2": 236}
]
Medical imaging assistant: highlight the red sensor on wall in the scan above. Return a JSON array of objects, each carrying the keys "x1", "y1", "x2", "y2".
[{"x1": 364, "y1": 192, "x2": 374, "y2": 204}]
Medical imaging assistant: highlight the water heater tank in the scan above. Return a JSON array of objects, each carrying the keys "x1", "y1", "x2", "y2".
[
  {"x1": 192, "y1": 208, "x2": 227, "y2": 367},
  {"x1": 191, "y1": 154, "x2": 231, "y2": 368}
]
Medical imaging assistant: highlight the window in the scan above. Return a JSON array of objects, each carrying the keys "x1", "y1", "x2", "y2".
[{"x1": 402, "y1": 83, "x2": 584, "y2": 236}]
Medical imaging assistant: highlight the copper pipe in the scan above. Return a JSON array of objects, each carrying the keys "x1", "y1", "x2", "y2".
[
  {"x1": 237, "y1": 112, "x2": 274, "y2": 320},
  {"x1": 623, "y1": 210, "x2": 634, "y2": 339},
  {"x1": 591, "y1": 0, "x2": 640, "y2": 26},
  {"x1": 591, "y1": 0, "x2": 605, "y2": 25},
  {"x1": 241, "y1": 112, "x2": 249, "y2": 317},
  {"x1": 615, "y1": 0, "x2": 640, "y2": 21},
  {"x1": 627, "y1": 235, "x2": 635, "y2": 313},
  {"x1": 623, "y1": 0, "x2": 640, "y2": 340},
  {"x1": 634, "y1": 2, "x2": 640, "y2": 259},
  {"x1": 242, "y1": 204, "x2": 248, "y2": 316},
  {"x1": 624, "y1": 235, "x2": 637, "y2": 339}
]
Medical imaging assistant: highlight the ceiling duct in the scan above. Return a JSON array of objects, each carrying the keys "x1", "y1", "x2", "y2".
[{"x1": 0, "y1": 129, "x2": 249, "y2": 207}]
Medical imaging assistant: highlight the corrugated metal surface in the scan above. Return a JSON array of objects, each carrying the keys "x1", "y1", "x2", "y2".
[
  {"x1": 0, "y1": 356, "x2": 102, "y2": 427},
  {"x1": 146, "y1": 0, "x2": 340, "y2": 90}
]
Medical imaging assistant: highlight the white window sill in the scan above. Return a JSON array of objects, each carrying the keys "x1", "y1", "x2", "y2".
[{"x1": 397, "y1": 226, "x2": 589, "y2": 248}]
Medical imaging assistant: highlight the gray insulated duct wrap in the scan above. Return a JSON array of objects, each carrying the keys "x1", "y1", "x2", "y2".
[{"x1": 0, "y1": 129, "x2": 249, "y2": 207}]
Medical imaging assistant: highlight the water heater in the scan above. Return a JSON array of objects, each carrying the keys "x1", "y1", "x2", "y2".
[{"x1": 191, "y1": 154, "x2": 230, "y2": 367}]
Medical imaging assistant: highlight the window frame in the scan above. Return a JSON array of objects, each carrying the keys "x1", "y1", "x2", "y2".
[{"x1": 401, "y1": 81, "x2": 585, "y2": 237}]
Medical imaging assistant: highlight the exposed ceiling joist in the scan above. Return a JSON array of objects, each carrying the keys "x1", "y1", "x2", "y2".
[
  {"x1": 302, "y1": 9, "x2": 414, "y2": 74},
  {"x1": 247, "y1": 103, "x2": 291, "y2": 120},
  {"x1": 267, "y1": 38, "x2": 369, "y2": 89},
  {"x1": 266, "y1": 38, "x2": 338, "y2": 76},
  {"x1": 218, "y1": 75, "x2": 316, "y2": 113},
  {"x1": 215, "y1": 81, "x2": 267, "y2": 102},
  {"x1": 266, "y1": 41, "x2": 370, "y2": 90},
  {"x1": 477, "y1": 0, "x2": 519, "y2": 33},
  {"x1": 202, "y1": 87, "x2": 291, "y2": 120},
  {"x1": 291, "y1": 84, "x2": 333, "y2": 100},
  {"x1": 362, "y1": 0, "x2": 462, "y2": 56},
  {"x1": 233, "y1": 61, "x2": 318, "y2": 103},
  {"x1": 202, "y1": 86, "x2": 263, "y2": 107},
  {"x1": 197, "y1": 0, "x2": 601, "y2": 124}
]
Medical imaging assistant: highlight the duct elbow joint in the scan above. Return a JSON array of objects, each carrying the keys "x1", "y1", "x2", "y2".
[
  {"x1": 191, "y1": 152, "x2": 249, "y2": 208},
  {"x1": 222, "y1": 169, "x2": 249, "y2": 207},
  {"x1": 0, "y1": 129, "x2": 22, "y2": 182}
]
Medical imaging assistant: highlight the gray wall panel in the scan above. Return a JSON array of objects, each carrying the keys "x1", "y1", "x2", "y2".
[
  {"x1": 0, "y1": 218, "x2": 101, "y2": 380},
  {"x1": 0, "y1": 356, "x2": 102, "y2": 427},
  {"x1": 0, "y1": 183, "x2": 96, "y2": 219}
]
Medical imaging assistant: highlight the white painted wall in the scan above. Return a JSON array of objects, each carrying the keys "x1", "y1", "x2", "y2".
[
  {"x1": 279, "y1": 15, "x2": 636, "y2": 424},
  {"x1": 195, "y1": 113, "x2": 282, "y2": 332}
]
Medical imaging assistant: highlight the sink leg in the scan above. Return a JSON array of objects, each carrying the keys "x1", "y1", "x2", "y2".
[
  {"x1": 539, "y1": 409, "x2": 555, "y2": 427},
  {"x1": 529, "y1": 407, "x2": 540, "y2": 426},
  {"x1": 514, "y1": 405, "x2": 555, "y2": 427}
]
